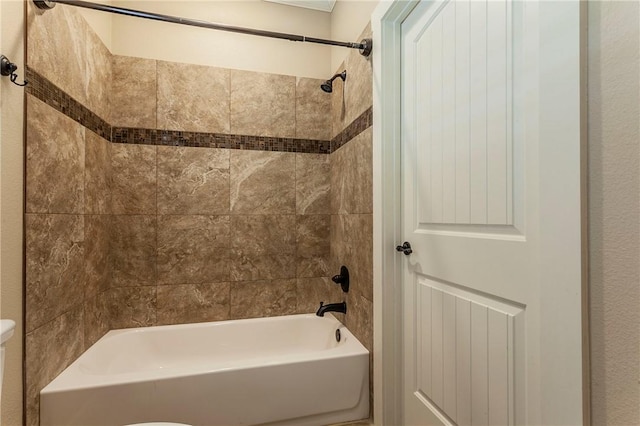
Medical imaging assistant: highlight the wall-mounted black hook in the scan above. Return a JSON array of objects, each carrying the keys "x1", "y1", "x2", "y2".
[{"x1": 1, "y1": 55, "x2": 27, "y2": 87}]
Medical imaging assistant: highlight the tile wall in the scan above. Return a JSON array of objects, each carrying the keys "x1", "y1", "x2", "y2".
[
  {"x1": 105, "y1": 56, "x2": 334, "y2": 330},
  {"x1": 328, "y1": 24, "x2": 374, "y2": 416},
  {"x1": 25, "y1": 2, "x2": 372, "y2": 424},
  {"x1": 25, "y1": 2, "x2": 112, "y2": 423}
]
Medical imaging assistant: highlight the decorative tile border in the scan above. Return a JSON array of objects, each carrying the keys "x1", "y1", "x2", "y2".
[
  {"x1": 26, "y1": 67, "x2": 370, "y2": 154},
  {"x1": 112, "y1": 127, "x2": 330, "y2": 154},
  {"x1": 25, "y1": 67, "x2": 111, "y2": 140},
  {"x1": 330, "y1": 106, "x2": 373, "y2": 153}
]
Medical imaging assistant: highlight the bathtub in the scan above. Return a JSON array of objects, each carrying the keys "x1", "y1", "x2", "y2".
[{"x1": 40, "y1": 314, "x2": 369, "y2": 426}]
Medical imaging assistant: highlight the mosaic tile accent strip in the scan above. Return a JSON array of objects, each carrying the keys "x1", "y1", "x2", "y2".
[
  {"x1": 112, "y1": 128, "x2": 330, "y2": 154},
  {"x1": 26, "y1": 67, "x2": 371, "y2": 154},
  {"x1": 25, "y1": 67, "x2": 110, "y2": 140},
  {"x1": 330, "y1": 106, "x2": 373, "y2": 153}
]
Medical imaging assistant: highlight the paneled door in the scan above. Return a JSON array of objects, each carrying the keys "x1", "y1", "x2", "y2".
[{"x1": 400, "y1": 0, "x2": 584, "y2": 425}]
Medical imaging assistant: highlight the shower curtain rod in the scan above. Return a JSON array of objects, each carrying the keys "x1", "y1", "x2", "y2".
[{"x1": 33, "y1": 0, "x2": 373, "y2": 57}]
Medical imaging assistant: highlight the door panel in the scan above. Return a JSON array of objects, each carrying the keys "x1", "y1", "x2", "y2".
[
  {"x1": 413, "y1": 0, "x2": 514, "y2": 229},
  {"x1": 413, "y1": 277, "x2": 523, "y2": 425},
  {"x1": 401, "y1": 0, "x2": 584, "y2": 424}
]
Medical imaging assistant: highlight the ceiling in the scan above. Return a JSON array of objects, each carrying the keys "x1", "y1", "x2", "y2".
[{"x1": 262, "y1": 0, "x2": 336, "y2": 13}]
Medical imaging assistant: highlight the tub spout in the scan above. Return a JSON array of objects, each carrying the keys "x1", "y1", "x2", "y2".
[{"x1": 316, "y1": 301, "x2": 347, "y2": 317}]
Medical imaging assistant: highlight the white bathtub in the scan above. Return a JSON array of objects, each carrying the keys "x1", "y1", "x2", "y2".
[{"x1": 40, "y1": 314, "x2": 369, "y2": 426}]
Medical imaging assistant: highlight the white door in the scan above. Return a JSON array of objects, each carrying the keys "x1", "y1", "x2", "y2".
[{"x1": 400, "y1": 0, "x2": 584, "y2": 425}]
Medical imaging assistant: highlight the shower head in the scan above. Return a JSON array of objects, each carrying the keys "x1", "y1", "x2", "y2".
[
  {"x1": 320, "y1": 81, "x2": 333, "y2": 93},
  {"x1": 320, "y1": 70, "x2": 346, "y2": 93}
]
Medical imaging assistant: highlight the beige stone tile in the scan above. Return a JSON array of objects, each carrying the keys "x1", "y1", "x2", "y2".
[
  {"x1": 25, "y1": 306, "x2": 84, "y2": 426},
  {"x1": 296, "y1": 256, "x2": 331, "y2": 279},
  {"x1": 84, "y1": 215, "x2": 110, "y2": 299},
  {"x1": 330, "y1": 24, "x2": 372, "y2": 139},
  {"x1": 230, "y1": 279, "x2": 297, "y2": 319},
  {"x1": 331, "y1": 62, "x2": 348, "y2": 139},
  {"x1": 107, "y1": 286, "x2": 157, "y2": 329},
  {"x1": 232, "y1": 215, "x2": 296, "y2": 255},
  {"x1": 157, "y1": 215, "x2": 230, "y2": 285},
  {"x1": 85, "y1": 23, "x2": 112, "y2": 121},
  {"x1": 84, "y1": 291, "x2": 110, "y2": 348},
  {"x1": 25, "y1": 214, "x2": 84, "y2": 333},
  {"x1": 330, "y1": 144, "x2": 345, "y2": 215},
  {"x1": 296, "y1": 77, "x2": 331, "y2": 140},
  {"x1": 344, "y1": 24, "x2": 373, "y2": 126},
  {"x1": 296, "y1": 277, "x2": 337, "y2": 314},
  {"x1": 330, "y1": 127, "x2": 373, "y2": 215},
  {"x1": 354, "y1": 128, "x2": 374, "y2": 216},
  {"x1": 330, "y1": 215, "x2": 344, "y2": 263},
  {"x1": 230, "y1": 150, "x2": 295, "y2": 214},
  {"x1": 296, "y1": 153, "x2": 330, "y2": 215},
  {"x1": 84, "y1": 132, "x2": 111, "y2": 214},
  {"x1": 349, "y1": 214, "x2": 373, "y2": 302},
  {"x1": 156, "y1": 283, "x2": 230, "y2": 325},
  {"x1": 296, "y1": 215, "x2": 330, "y2": 278},
  {"x1": 230, "y1": 215, "x2": 296, "y2": 281},
  {"x1": 230, "y1": 70, "x2": 295, "y2": 138},
  {"x1": 110, "y1": 143, "x2": 156, "y2": 214},
  {"x1": 111, "y1": 56, "x2": 157, "y2": 128},
  {"x1": 330, "y1": 214, "x2": 373, "y2": 302},
  {"x1": 157, "y1": 61, "x2": 230, "y2": 133},
  {"x1": 346, "y1": 291, "x2": 373, "y2": 352},
  {"x1": 26, "y1": 96, "x2": 84, "y2": 214},
  {"x1": 110, "y1": 215, "x2": 156, "y2": 287},
  {"x1": 27, "y1": 0, "x2": 88, "y2": 105},
  {"x1": 230, "y1": 253, "x2": 296, "y2": 282},
  {"x1": 157, "y1": 146, "x2": 230, "y2": 215}
]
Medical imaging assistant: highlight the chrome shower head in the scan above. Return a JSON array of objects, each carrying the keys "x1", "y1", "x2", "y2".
[{"x1": 320, "y1": 70, "x2": 346, "y2": 93}]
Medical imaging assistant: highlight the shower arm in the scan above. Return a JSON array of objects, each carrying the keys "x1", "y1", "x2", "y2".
[{"x1": 33, "y1": 0, "x2": 373, "y2": 57}]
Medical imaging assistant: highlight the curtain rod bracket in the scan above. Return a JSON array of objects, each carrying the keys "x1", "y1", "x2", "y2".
[
  {"x1": 0, "y1": 55, "x2": 28, "y2": 86},
  {"x1": 359, "y1": 39, "x2": 372, "y2": 57}
]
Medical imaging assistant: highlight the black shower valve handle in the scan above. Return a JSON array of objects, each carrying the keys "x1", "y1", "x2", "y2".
[{"x1": 331, "y1": 265, "x2": 350, "y2": 293}]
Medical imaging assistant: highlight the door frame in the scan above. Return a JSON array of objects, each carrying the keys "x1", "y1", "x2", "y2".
[
  {"x1": 372, "y1": 1, "x2": 590, "y2": 424},
  {"x1": 372, "y1": 1, "x2": 419, "y2": 424}
]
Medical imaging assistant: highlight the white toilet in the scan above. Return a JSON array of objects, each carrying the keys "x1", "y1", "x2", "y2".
[
  {"x1": 1, "y1": 319, "x2": 16, "y2": 399},
  {"x1": 126, "y1": 423, "x2": 191, "y2": 426}
]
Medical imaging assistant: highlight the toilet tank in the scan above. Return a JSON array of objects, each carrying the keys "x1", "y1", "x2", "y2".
[{"x1": 1, "y1": 319, "x2": 16, "y2": 396}]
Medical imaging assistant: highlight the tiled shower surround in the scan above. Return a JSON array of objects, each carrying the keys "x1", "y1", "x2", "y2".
[{"x1": 25, "y1": 2, "x2": 372, "y2": 425}]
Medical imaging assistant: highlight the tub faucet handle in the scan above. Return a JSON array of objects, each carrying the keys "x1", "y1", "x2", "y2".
[{"x1": 331, "y1": 265, "x2": 349, "y2": 293}]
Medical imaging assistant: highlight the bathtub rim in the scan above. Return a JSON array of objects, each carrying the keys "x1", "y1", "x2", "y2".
[{"x1": 41, "y1": 313, "x2": 369, "y2": 393}]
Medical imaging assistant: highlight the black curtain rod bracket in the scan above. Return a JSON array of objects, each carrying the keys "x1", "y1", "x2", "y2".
[
  {"x1": 0, "y1": 55, "x2": 27, "y2": 86},
  {"x1": 33, "y1": 0, "x2": 373, "y2": 57}
]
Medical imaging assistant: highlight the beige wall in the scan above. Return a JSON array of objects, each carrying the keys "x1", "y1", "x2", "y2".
[
  {"x1": 588, "y1": 1, "x2": 640, "y2": 424},
  {"x1": 78, "y1": 2, "x2": 113, "y2": 51},
  {"x1": 0, "y1": 0, "x2": 25, "y2": 423},
  {"x1": 109, "y1": 0, "x2": 332, "y2": 79},
  {"x1": 78, "y1": 0, "x2": 379, "y2": 79},
  {"x1": 330, "y1": 0, "x2": 378, "y2": 73}
]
